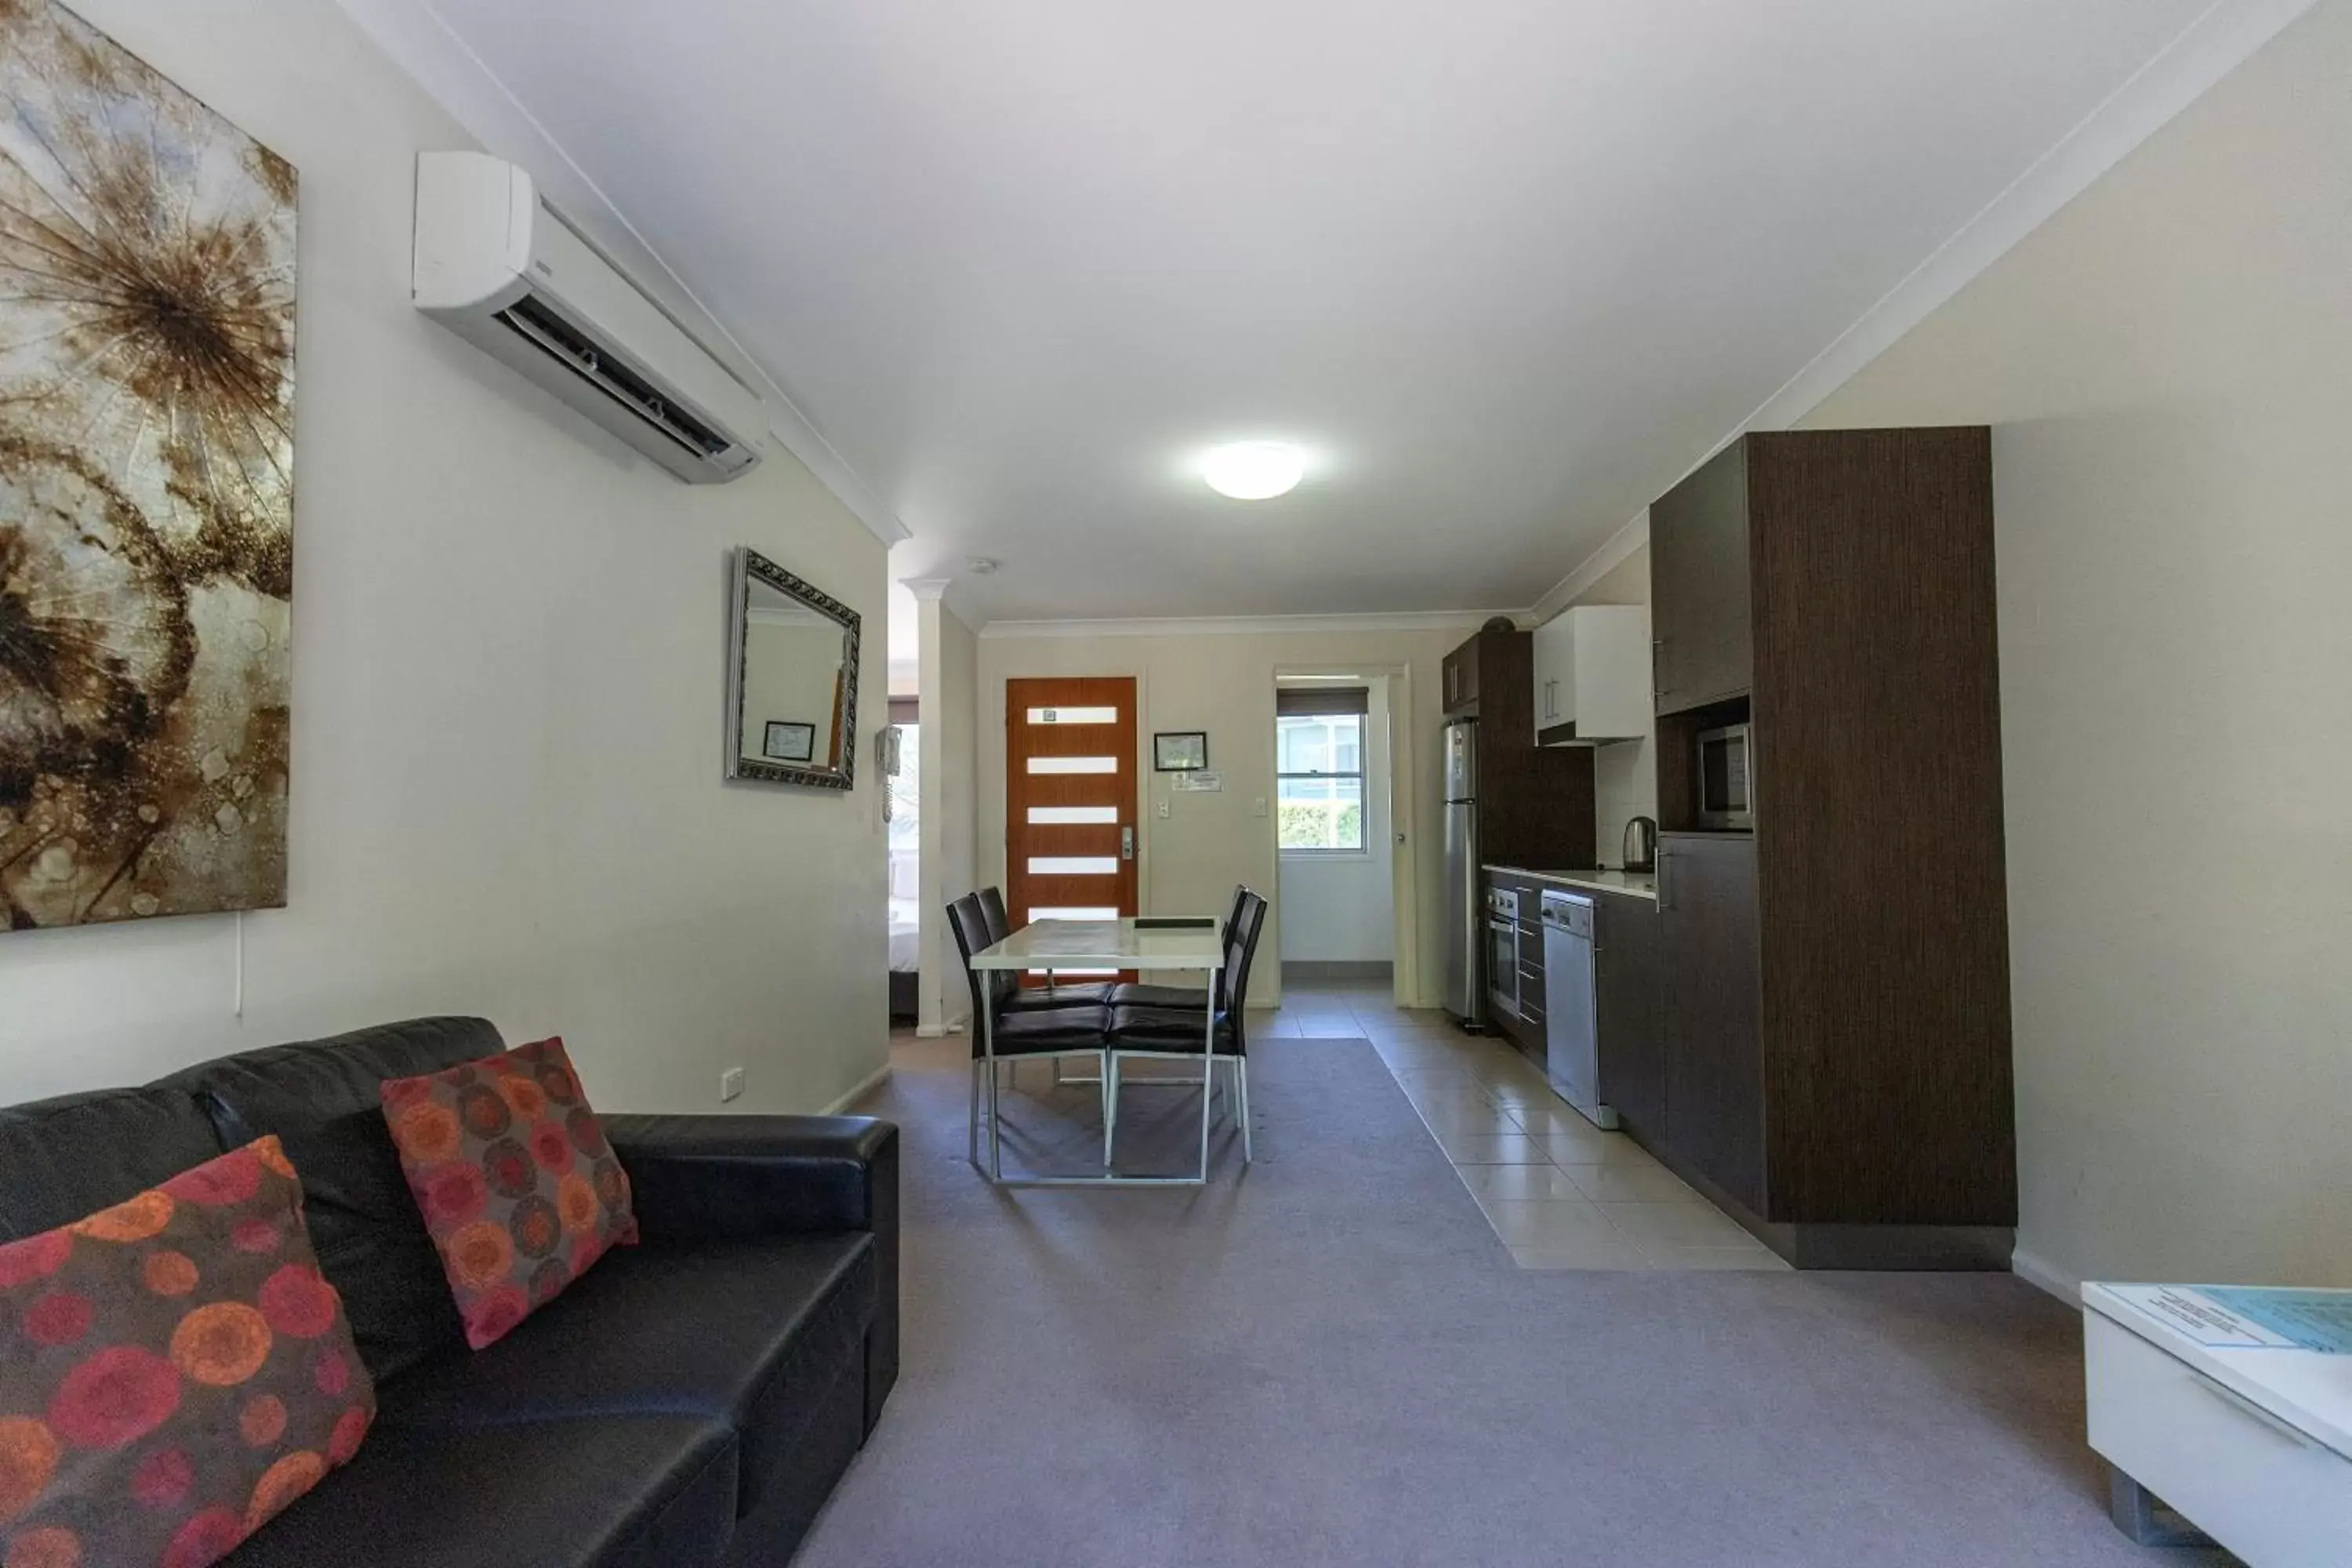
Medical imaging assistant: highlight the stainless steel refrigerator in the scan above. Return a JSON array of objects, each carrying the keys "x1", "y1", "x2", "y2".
[{"x1": 1442, "y1": 718, "x2": 1482, "y2": 1025}]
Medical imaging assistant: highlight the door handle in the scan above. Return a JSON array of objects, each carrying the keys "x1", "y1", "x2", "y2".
[{"x1": 1121, "y1": 825, "x2": 1134, "y2": 861}]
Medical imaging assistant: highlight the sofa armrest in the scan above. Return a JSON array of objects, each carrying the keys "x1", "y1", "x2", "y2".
[
  {"x1": 603, "y1": 1113, "x2": 899, "y2": 1429},
  {"x1": 602, "y1": 1113, "x2": 895, "y2": 1241}
]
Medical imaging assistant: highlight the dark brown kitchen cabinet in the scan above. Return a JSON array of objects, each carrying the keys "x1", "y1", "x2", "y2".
[
  {"x1": 1656, "y1": 835, "x2": 1763, "y2": 1214},
  {"x1": 1445, "y1": 630, "x2": 1595, "y2": 870},
  {"x1": 1634, "y1": 428, "x2": 2016, "y2": 1270},
  {"x1": 1592, "y1": 890, "x2": 1664, "y2": 1143},
  {"x1": 1649, "y1": 441, "x2": 1751, "y2": 716},
  {"x1": 1441, "y1": 640, "x2": 1481, "y2": 717}
]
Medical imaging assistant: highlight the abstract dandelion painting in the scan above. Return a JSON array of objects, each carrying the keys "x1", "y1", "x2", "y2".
[{"x1": 0, "y1": 0, "x2": 296, "y2": 929}]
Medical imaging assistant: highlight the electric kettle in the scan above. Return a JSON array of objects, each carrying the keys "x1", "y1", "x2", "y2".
[{"x1": 1622, "y1": 816, "x2": 1658, "y2": 874}]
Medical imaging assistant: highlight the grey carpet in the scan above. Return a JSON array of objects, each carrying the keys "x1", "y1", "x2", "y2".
[{"x1": 797, "y1": 1036, "x2": 2226, "y2": 1567}]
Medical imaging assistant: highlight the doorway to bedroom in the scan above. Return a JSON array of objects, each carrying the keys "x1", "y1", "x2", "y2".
[{"x1": 887, "y1": 585, "x2": 921, "y2": 1027}]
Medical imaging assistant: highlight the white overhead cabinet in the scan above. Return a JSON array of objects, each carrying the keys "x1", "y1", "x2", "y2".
[{"x1": 1531, "y1": 605, "x2": 1651, "y2": 746}]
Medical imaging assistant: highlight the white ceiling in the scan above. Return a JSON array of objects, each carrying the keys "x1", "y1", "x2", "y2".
[{"x1": 416, "y1": 0, "x2": 2220, "y2": 623}]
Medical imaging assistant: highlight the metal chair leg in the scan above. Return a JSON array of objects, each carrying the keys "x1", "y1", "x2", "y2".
[
  {"x1": 1236, "y1": 1057, "x2": 1253, "y2": 1163},
  {"x1": 1103, "y1": 1051, "x2": 1121, "y2": 1169},
  {"x1": 1196, "y1": 1019, "x2": 1214, "y2": 1182},
  {"x1": 968, "y1": 1058, "x2": 982, "y2": 1166},
  {"x1": 985, "y1": 1010, "x2": 1005, "y2": 1183}
]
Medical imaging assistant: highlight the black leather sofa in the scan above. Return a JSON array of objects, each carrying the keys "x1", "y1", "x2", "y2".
[{"x1": 0, "y1": 1017, "x2": 898, "y2": 1567}]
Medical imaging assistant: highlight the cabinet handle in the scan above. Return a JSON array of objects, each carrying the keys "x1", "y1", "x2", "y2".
[
  {"x1": 2192, "y1": 1376, "x2": 2320, "y2": 1450},
  {"x1": 1656, "y1": 851, "x2": 1672, "y2": 912}
]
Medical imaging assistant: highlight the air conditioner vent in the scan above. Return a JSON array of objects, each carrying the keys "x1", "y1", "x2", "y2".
[
  {"x1": 495, "y1": 296, "x2": 731, "y2": 460},
  {"x1": 413, "y1": 152, "x2": 764, "y2": 482}
]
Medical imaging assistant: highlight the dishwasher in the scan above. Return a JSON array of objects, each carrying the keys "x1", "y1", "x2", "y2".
[{"x1": 1539, "y1": 889, "x2": 1617, "y2": 1130}]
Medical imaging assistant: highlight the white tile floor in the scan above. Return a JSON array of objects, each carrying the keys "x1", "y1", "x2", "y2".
[{"x1": 1267, "y1": 975, "x2": 1790, "y2": 1272}]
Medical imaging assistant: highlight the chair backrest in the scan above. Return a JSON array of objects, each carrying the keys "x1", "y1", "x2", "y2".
[
  {"x1": 1223, "y1": 884, "x2": 1261, "y2": 1006},
  {"x1": 1219, "y1": 891, "x2": 1269, "y2": 1053},
  {"x1": 946, "y1": 895, "x2": 1012, "y2": 1046},
  {"x1": 978, "y1": 886, "x2": 1013, "y2": 946}
]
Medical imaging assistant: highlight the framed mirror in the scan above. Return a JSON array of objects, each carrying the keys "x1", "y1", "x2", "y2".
[{"x1": 725, "y1": 547, "x2": 861, "y2": 789}]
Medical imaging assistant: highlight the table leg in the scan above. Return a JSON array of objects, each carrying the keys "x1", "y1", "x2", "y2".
[
  {"x1": 985, "y1": 996, "x2": 1004, "y2": 1184},
  {"x1": 1196, "y1": 966, "x2": 1214, "y2": 1182},
  {"x1": 2106, "y1": 1466, "x2": 2213, "y2": 1548}
]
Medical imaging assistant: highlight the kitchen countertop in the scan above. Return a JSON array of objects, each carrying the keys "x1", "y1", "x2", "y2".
[{"x1": 1483, "y1": 864, "x2": 1658, "y2": 902}]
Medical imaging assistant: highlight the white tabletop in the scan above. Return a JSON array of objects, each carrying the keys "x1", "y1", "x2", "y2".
[
  {"x1": 970, "y1": 917, "x2": 1224, "y2": 972},
  {"x1": 2085, "y1": 1281, "x2": 2352, "y2": 1459}
]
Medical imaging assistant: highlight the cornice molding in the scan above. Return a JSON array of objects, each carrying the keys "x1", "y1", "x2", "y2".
[
  {"x1": 1743, "y1": 0, "x2": 2318, "y2": 437},
  {"x1": 978, "y1": 608, "x2": 1516, "y2": 641},
  {"x1": 333, "y1": 0, "x2": 908, "y2": 546},
  {"x1": 1535, "y1": 0, "x2": 2318, "y2": 612},
  {"x1": 1526, "y1": 510, "x2": 1650, "y2": 627}
]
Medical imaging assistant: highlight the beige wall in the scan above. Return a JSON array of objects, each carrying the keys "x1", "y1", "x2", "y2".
[
  {"x1": 1802, "y1": 0, "x2": 2352, "y2": 1290},
  {"x1": 977, "y1": 625, "x2": 1490, "y2": 1007},
  {"x1": 0, "y1": 0, "x2": 890, "y2": 1116},
  {"x1": 916, "y1": 597, "x2": 981, "y2": 1032}
]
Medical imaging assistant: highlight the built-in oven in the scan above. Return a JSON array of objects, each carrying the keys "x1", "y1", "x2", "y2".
[
  {"x1": 1697, "y1": 723, "x2": 1754, "y2": 830},
  {"x1": 1486, "y1": 887, "x2": 1522, "y2": 1022}
]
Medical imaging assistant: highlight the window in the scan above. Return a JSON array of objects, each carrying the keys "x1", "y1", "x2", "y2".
[
  {"x1": 1276, "y1": 688, "x2": 1368, "y2": 852},
  {"x1": 885, "y1": 722, "x2": 920, "y2": 852}
]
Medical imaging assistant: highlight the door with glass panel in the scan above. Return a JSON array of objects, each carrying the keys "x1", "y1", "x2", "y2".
[{"x1": 1005, "y1": 677, "x2": 1138, "y2": 984}]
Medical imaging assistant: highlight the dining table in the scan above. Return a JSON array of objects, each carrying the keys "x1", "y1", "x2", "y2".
[{"x1": 967, "y1": 916, "x2": 1224, "y2": 1186}]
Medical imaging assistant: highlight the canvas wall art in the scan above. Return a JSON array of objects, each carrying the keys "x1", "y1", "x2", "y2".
[{"x1": 0, "y1": 0, "x2": 297, "y2": 929}]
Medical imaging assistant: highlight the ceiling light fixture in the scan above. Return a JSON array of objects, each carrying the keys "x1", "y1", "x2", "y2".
[{"x1": 1202, "y1": 441, "x2": 1306, "y2": 501}]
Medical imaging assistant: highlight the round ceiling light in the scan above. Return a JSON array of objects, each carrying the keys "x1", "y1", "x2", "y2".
[{"x1": 1202, "y1": 441, "x2": 1306, "y2": 501}]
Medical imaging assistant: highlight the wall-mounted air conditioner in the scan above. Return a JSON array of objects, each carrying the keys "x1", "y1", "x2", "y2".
[{"x1": 412, "y1": 151, "x2": 765, "y2": 483}]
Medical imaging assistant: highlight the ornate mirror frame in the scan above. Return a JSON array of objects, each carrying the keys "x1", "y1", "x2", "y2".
[{"x1": 724, "y1": 546, "x2": 861, "y2": 789}]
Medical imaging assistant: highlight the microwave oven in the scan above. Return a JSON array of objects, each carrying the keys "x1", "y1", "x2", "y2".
[{"x1": 1697, "y1": 724, "x2": 1753, "y2": 830}]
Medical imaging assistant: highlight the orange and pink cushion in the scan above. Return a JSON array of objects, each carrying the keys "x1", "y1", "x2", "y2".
[
  {"x1": 379, "y1": 1037, "x2": 637, "y2": 1351},
  {"x1": 0, "y1": 1136, "x2": 375, "y2": 1568}
]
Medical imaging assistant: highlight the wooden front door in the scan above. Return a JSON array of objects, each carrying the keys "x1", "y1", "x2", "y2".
[{"x1": 1005, "y1": 677, "x2": 1138, "y2": 981}]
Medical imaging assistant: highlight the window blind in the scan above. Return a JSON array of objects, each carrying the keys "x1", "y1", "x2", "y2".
[{"x1": 1275, "y1": 687, "x2": 1369, "y2": 717}]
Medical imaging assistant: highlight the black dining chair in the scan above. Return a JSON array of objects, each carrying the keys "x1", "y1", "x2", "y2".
[
  {"x1": 1109, "y1": 884, "x2": 1249, "y2": 1012},
  {"x1": 947, "y1": 894, "x2": 1112, "y2": 1171},
  {"x1": 978, "y1": 886, "x2": 1115, "y2": 1013},
  {"x1": 1102, "y1": 890, "x2": 1268, "y2": 1166}
]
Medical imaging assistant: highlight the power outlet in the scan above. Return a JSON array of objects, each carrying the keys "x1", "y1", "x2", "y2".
[
  {"x1": 1158, "y1": 799, "x2": 1171, "y2": 818},
  {"x1": 719, "y1": 1067, "x2": 746, "y2": 1103}
]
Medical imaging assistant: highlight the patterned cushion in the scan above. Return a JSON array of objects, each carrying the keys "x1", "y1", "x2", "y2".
[
  {"x1": 0, "y1": 1137, "x2": 376, "y2": 1568},
  {"x1": 379, "y1": 1038, "x2": 637, "y2": 1351}
]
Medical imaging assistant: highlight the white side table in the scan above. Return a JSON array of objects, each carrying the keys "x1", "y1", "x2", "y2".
[{"x1": 2084, "y1": 1282, "x2": 2352, "y2": 1565}]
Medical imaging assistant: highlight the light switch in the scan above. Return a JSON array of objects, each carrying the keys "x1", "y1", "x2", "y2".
[
  {"x1": 1158, "y1": 799, "x2": 1171, "y2": 818},
  {"x1": 1253, "y1": 797, "x2": 1268, "y2": 817}
]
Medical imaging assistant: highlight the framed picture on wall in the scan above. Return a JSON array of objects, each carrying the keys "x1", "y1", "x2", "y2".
[
  {"x1": 764, "y1": 721, "x2": 818, "y2": 763},
  {"x1": 1153, "y1": 731, "x2": 1209, "y2": 771}
]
